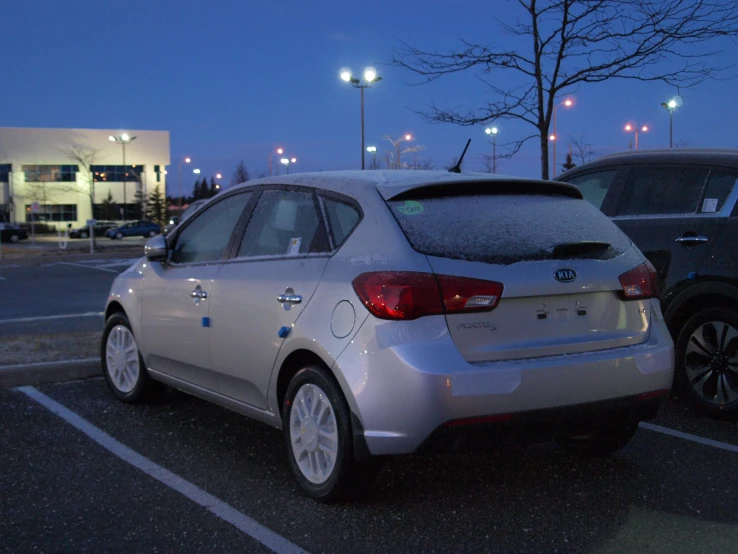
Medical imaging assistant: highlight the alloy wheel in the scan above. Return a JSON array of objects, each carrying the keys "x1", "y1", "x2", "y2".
[
  {"x1": 105, "y1": 325, "x2": 141, "y2": 394},
  {"x1": 685, "y1": 320, "x2": 738, "y2": 406},
  {"x1": 289, "y1": 383, "x2": 339, "y2": 484}
]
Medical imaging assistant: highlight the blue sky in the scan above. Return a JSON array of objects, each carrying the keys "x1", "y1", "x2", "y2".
[{"x1": 1, "y1": 0, "x2": 737, "y2": 193}]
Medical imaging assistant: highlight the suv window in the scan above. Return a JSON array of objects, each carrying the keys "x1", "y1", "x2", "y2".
[
  {"x1": 171, "y1": 192, "x2": 252, "y2": 264},
  {"x1": 617, "y1": 166, "x2": 709, "y2": 216},
  {"x1": 322, "y1": 197, "x2": 360, "y2": 247},
  {"x1": 564, "y1": 170, "x2": 618, "y2": 210},
  {"x1": 238, "y1": 189, "x2": 328, "y2": 257},
  {"x1": 701, "y1": 170, "x2": 738, "y2": 213},
  {"x1": 388, "y1": 193, "x2": 631, "y2": 265}
]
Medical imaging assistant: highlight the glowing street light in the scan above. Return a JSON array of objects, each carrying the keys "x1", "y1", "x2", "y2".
[
  {"x1": 280, "y1": 157, "x2": 297, "y2": 174},
  {"x1": 661, "y1": 97, "x2": 682, "y2": 148},
  {"x1": 550, "y1": 98, "x2": 574, "y2": 178},
  {"x1": 396, "y1": 134, "x2": 413, "y2": 169},
  {"x1": 625, "y1": 123, "x2": 649, "y2": 150},
  {"x1": 366, "y1": 145, "x2": 377, "y2": 169},
  {"x1": 484, "y1": 126, "x2": 499, "y2": 174},
  {"x1": 340, "y1": 66, "x2": 382, "y2": 169},
  {"x1": 176, "y1": 156, "x2": 192, "y2": 210},
  {"x1": 193, "y1": 168, "x2": 201, "y2": 175}
]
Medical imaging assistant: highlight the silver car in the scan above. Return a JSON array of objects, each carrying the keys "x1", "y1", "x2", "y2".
[{"x1": 101, "y1": 170, "x2": 674, "y2": 501}]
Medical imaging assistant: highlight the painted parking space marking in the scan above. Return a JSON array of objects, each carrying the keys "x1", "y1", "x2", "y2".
[
  {"x1": 0, "y1": 312, "x2": 104, "y2": 324},
  {"x1": 16, "y1": 386, "x2": 309, "y2": 554},
  {"x1": 58, "y1": 262, "x2": 121, "y2": 274},
  {"x1": 639, "y1": 422, "x2": 738, "y2": 453}
]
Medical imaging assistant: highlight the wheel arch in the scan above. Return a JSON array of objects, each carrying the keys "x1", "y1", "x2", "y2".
[{"x1": 664, "y1": 281, "x2": 738, "y2": 336}]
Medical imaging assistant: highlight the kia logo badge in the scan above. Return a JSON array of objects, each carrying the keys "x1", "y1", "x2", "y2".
[{"x1": 554, "y1": 268, "x2": 577, "y2": 282}]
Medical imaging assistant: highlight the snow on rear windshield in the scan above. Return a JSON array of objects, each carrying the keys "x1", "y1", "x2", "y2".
[{"x1": 388, "y1": 194, "x2": 631, "y2": 265}]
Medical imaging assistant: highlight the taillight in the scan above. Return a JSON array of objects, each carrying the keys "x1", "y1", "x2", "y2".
[
  {"x1": 618, "y1": 261, "x2": 660, "y2": 300},
  {"x1": 352, "y1": 272, "x2": 503, "y2": 320}
]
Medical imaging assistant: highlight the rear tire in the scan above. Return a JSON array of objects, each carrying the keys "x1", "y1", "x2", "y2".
[
  {"x1": 675, "y1": 307, "x2": 738, "y2": 417},
  {"x1": 101, "y1": 313, "x2": 158, "y2": 403},
  {"x1": 116, "y1": 232, "x2": 124, "y2": 240},
  {"x1": 80, "y1": 231, "x2": 88, "y2": 239},
  {"x1": 10, "y1": 234, "x2": 19, "y2": 243},
  {"x1": 282, "y1": 365, "x2": 379, "y2": 502},
  {"x1": 557, "y1": 424, "x2": 638, "y2": 456}
]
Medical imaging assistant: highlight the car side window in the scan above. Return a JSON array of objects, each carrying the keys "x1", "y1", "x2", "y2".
[
  {"x1": 170, "y1": 192, "x2": 252, "y2": 264},
  {"x1": 238, "y1": 189, "x2": 328, "y2": 258},
  {"x1": 701, "y1": 171, "x2": 738, "y2": 213},
  {"x1": 563, "y1": 170, "x2": 618, "y2": 210},
  {"x1": 617, "y1": 166, "x2": 709, "y2": 216},
  {"x1": 322, "y1": 197, "x2": 361, "y2": 247}
]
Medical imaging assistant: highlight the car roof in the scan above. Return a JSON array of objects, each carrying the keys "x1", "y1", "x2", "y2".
[
  {"x1": 559, "y1": 148, "x2": 738, "y2": 178},
  {"x1": 229, "y1": 170, "x2": 582, "y2": 200}
]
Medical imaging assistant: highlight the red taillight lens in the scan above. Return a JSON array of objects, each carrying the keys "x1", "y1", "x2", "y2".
[
  {"x1": 352, "y1": 272, "x2": 504, "y2": 320},
  {"x1": 618, "y1": 261, "x2": 660, "y2": 300}
]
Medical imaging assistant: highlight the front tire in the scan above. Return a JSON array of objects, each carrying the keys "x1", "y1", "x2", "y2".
[
  {"x1": 101, "y1": 312, "x2": 157, "y2": 403},
  {"x1": 10, "y1": 234, "x2": 19, "y2": 243},
  {"x1": 675, "y1": 307, "x2": 738, "y2": 417},
  {"x1": 116, "y1": 232, "x2": 124, "y2": 240},
  {"x1": 557, "y1": 424, "x2": 639, "y2": 456},
  {"x1": 80, "y1": 231, "x2": 88, "y2": 239},
  {"x1": 283, "y1": 365, "x2": 378, "y2": 502}
]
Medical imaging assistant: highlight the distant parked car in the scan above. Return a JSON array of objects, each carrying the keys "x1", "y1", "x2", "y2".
[
  {"x1": 559, "y1": 149, "x2": 738, "y2": 416},
  {"x1": 69, "y1": 221, "x2": 116, "y2": 239},
  {"x1": 105, "y1": 220, "x2": 161, "y2": 239},
  {"x1": 0, "y1": 223, "x2": 29, "y2": 243},
  {"x1": 163, "y1": 199, "x2": 208, "y2": 236}
]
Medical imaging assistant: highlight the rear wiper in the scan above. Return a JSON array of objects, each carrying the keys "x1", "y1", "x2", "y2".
[{"x1": 553, "y1": 241, "x2": 611, "y2": 259}]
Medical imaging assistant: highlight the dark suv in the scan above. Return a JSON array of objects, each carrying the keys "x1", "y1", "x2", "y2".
[{"x1": 559, "y1": 149, "x2": 738, "y2": 417}]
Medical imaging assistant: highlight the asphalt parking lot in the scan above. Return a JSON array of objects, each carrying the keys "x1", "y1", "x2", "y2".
[{"x1": 1, "y1": 257, "x2": 738, "y2": 553}]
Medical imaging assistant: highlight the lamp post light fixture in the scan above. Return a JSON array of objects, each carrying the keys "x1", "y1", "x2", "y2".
[
  {"x1": 340, "y1": 66, "x2": 382, "y2": 170},
  {"x1": 366, "y1": 145, "x2": 377, "y2": 169},
  {"x1": 281, "y1": 157, "x2": 297, "y2": 174},
  {"x1": 109, "y1": 133, "x2": 137, "y2": 221},
  {"x1": 660, "y1": 98, "x2": 680, "y2": 148},
  {"x1": 625, "y1": 123, "x2": 649, "y2": 150},
  {"x1": 484, "y1": 126, "x2": 499, "y2": 174}
]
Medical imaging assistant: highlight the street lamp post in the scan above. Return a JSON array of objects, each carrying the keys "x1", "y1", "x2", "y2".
[
  {"x1": 484, "y1": 127, "x2": 499, "y2": 174},
  {"x1": 270, "y1": 148, "x2": 284, "y2": 176},
  {"x1": 625, "y1": 123, "x2": 649, "y2": 150},
  {"x1": 109, "y1": 133, "x2": 137, "y2": 221},
  {"x1": 176, "y1": 156, "x2": 191, "y2": 211},
  {"x1": 281, "y1": 157, "x2": 297, "y2": 174},
  {"x1": 366, "y1": 146, "x2": 377, "y2": 169},
  {"x1": 661, "y1": 98, "x2": 678, "y2": 148},
  {"x1": 340, "y1": 67, "x2": 382, "y2": 170},
  {"x1": 550, "y1": 99, "x2": 573, "y2": 179}
]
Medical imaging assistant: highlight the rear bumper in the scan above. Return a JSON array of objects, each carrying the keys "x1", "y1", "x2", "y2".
[
  {"x1": 333, "y1": 310, "x2": 674, "y2": 456},
  {"x1": 417, "y1": 390, "x2": 667, "y2": 453}
]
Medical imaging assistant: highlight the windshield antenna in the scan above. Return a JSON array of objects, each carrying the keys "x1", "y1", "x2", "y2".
[{"x1": 448, "y1": 139, "x2": 471, "y2": 173}]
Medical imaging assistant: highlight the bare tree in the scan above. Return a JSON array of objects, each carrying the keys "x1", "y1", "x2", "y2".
[
  {"x1": 569, "y1": 135, "x2": 598, "y2": 165},
  {"x1": 231, "y1": 160, "x2": 250, "y2": 186},
  {"x1": 60, "y1": 145, "x2": 100, "y2": 219},
  {"x1": 383, "y1": 134, "x2": 426, "y2": 169},
  {"x1": 393, "y1": 0, "x2": 738, "y2": 179}
]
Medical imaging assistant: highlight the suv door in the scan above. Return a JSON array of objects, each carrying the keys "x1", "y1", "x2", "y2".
[
  {"x1": 608, "y1": 165, "x2": 725, "y2": 294},
  {"x1": 208, "y1": 187, "x2": 331, "y2": 409},
  {"x1": 138, "y1": 191, "x2": 254, "y2": 390}
]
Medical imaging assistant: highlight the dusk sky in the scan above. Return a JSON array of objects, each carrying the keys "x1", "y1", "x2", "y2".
[{"x1": 2, "y1": 0, "x2": 737, "y2": 193}]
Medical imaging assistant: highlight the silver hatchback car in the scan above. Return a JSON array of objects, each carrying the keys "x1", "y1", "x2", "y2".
[{"x1": 102, "y1": 170, "x2": 674, "y2": 501}]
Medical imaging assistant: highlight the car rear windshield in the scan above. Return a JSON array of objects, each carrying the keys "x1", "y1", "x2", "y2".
[{"x1": 388, "y1": 193, "x2": 631, "y2": 265}]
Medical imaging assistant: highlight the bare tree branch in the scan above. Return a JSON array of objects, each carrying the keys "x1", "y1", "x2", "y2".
[{"x1": 392, "y1": 0, "x2": 738, "y2": 178}]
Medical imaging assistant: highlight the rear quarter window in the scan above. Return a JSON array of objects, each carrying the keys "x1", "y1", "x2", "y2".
[{"x1": 388, "y1": 193, "x2": 631, "y2": 265}]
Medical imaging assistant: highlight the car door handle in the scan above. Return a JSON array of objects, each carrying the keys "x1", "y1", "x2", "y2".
[
  {"x1": 277, "y1": 294, "x2": 302, "y2": 304},
  {"x1": 675, "y1": 235, "x2": 709, "y2": 245},
  {"x1": 190, "y1": 289, "x2": 208, "y2": 299}
]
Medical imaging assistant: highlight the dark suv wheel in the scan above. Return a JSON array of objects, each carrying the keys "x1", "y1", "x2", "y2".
[{"x1": 675, "y1": 307, "x2": 738, "y2": 417}]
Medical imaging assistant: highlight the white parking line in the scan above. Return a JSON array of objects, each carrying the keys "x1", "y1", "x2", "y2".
[
  {"x1": 17, "y1": 386, "x2": 309, "y2": 554},
  {"x1": 58, "y1": 262, "x2": 120, "y2": 274},
  {"x1": 0, "y1": 312, "x2": 103, "y2": 324},
  {"x1": 639, "y1": 422, "x2": 738, "y2": 453}
]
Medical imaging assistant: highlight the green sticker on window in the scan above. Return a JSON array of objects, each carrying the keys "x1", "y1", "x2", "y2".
[{"x1": 397, "y1": 200, "x2": 424, "y2": 215}]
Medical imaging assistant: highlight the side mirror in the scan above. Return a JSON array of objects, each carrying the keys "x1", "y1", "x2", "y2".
[{"x1": 144, "y1": 235, "x2": 167, "y2": 261}]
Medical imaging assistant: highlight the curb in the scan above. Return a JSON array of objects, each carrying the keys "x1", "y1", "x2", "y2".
[{"x1": 0, "y1": 358, "x2": 102, "y2": 387}]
